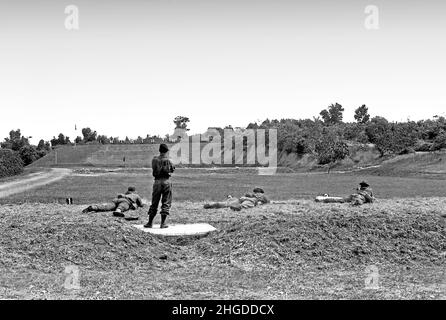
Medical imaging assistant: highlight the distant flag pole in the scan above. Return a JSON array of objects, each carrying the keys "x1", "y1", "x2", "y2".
[{"x1": 74, "y1": 124, "x2": 77, "y2": 147}]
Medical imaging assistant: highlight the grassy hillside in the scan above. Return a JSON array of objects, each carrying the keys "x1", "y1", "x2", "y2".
[
  {"x1": 31, "y1": 144, "x2": 164, "y2": 168},
  {"x1": 32, "y1": 142, "x2": 382, "y2": 169},
  {"x1": 360, "y1": 151, "x2": 446, "y2": 179},
  {"x1": 278, "y1": 143, "x2": 382, "y2": 172},
  {"x1": 30, "y1": 142, "x2": 445, "y2": 179}
]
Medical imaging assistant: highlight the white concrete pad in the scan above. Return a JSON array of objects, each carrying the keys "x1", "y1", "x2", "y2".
[{"x1": 133, "y1": 223, "x2": 217, "y2": 236}]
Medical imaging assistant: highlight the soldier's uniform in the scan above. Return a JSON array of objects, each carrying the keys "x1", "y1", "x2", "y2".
[
  {"x1": 346, "y1": 181, "x2": 374, "y2": 205},
  {"x1": 82, "y1": 187, "x2": 144, "y2": 216},
  {"x1": 144, "y1": 144, "x2": 175, "y2": 228},
  {"x1": 315, "y1": 181, "x2": 375, "y2": 205},
  {"x1": 204, "y1": 188, "x2": 270, "y2": 211}
]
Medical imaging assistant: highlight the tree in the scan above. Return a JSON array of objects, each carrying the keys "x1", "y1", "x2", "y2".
[
  {"x1": 354, "y1": 105, "x2": 370, "y2": 124},
  {"x1": 112, "y1": 137, "x2": 120, "y2": 144},
  {"x1": 315, "y1": 130, "x2": 349, "y2": 172},
  {"x1": 391, "y1": 122, "x2": 418, "y2": 154},
  {"x1": 0, "y1": 149, "x2": 24, "y2": 178},
  {"x1": 365, "y1": 117, "x2": 392, "y2": 156},
  {"x1": 97, "y1": 135, "x2": 110, "y2": 144},
  {"x1": 135, "y1": 136, "x2": 143, "y2": 144},
  {"x1": 19, "y1": 145, "x2": 40, "y2": 166},
  {"x1": 81, "y1": 127, "x2": 97, "y2": 143},
  {"x1": 173, "y1": 116, "x2": 190, "y2": 131},
  {"x1": 37, "y1": 139, "x2": 46, "y2": 151},
  {"x1": 1, "y1": 129, "x2": 29, "y2": 151},
  {"x1": 36, "y1": 139, "x2": 51, "y2": 157},
  {"x1": 50, "y1": 133, "x2": 71, "y2": 147},
  {"x1": 319, "y1": 103, "x2": 344, "y2": 126},
  {"x1": 431, "y1": 130, "x2": 446, "y2": 151}
]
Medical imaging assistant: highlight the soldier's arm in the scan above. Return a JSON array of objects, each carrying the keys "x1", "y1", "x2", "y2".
[
  {"x1": 151, "y1": 157, "x2": 159, "y2": 176},
  {"x1": 262, "y1": 195, "x2": 271, "y2": 204},
  {"x1": 169, "y1": 159, "x2": 175, "y2": 173},
  {"x1": 363, "y1": 192, "x2": 374, "y2": 203},
  {"x1": 136, "y1": 196, "x2": 144, "y2": 208}
]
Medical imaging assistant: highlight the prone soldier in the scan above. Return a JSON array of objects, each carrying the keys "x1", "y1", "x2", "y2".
[
  {"x1": 82, "y1": 186, "x2": 144, "y2": 217},
  {"x1": 315, "y1": 181, "x2": 375, "y2": 206},
  {"x1": 204, "y1": 187, "x2": 270, "y2": 211}
]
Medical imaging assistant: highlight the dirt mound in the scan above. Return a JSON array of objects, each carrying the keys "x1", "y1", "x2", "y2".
[
  {"x1": 0, "y1": 204, "x2": 184, "y2": 273},
  {"x1": 195, "y1": 207, "x2": 446, "y2": 268}
]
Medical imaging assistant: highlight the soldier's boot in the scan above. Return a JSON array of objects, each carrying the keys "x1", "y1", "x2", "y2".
[
  {"x1": 144, "y1": 213, "x2": 156, "y2": 228},
  {"x1": 113, "y1": 209, "x2": 125, "y2": 217},
  {"x1": 160, "y1": 214, "x2": 168, "y2": 229},
  {"x1": 82, "y1": 206, "x2": 94, "y2": 213}
]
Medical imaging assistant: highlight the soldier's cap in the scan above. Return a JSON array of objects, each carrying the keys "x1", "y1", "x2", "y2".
[
  {"x1": 128, "y1": 186, "x2": 136, "y2": 192},
  {"x1": 359, "y1": 181, "x2": 369, "y2": 187},
  {"x1": 253, "y1": 187, "x2": 265, "y2": 194},
  {"x1": 159, "y1": 143, "x2": 169, "y2": 153}
]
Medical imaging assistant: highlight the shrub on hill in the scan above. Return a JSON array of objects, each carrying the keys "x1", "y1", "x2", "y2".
[
  {"x1": 0, "y1": 149, "x2": 24, "y2": 178},
  {"x1": 430, "y1": 131, "x2": 446, "y2": 151},
  {"x1": 19, "y1": 145, "x2": 40, "y2": 166}
]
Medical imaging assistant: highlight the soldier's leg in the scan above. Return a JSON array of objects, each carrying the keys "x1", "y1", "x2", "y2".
[
  {"x1": 86, "y1": 202, "x2": 117, "y2": 212},
  {"x1": 145, "y1": 181, "x2": 162, "y2": 228},
  {"x1": 112, "y1": 200, "x2": 130, "y2": 217},
  {"x1": 322, "y1": 197, "x2": 346, "y2": 203},
  {"x1": 229, "y1": 199, "x2": 245, "y2": 211},
  {"x1": 204, "y1": 198, "x2": 239, "y2": 209},
  {"x1": 240, "y1": 200, "x2": 255, "y2": 209},
  {"x1": 204, "y1": 202, "x2": 229, "y2": 209},
  {"x1": 160, "y1": 181, "x2": 172, "y2": 228},
  {"x1": 351, "y1": 195, "x2": 365, "y2": 206},
  {"x1": 116, "y1": 201, "x2": 130, "y2": 212}
]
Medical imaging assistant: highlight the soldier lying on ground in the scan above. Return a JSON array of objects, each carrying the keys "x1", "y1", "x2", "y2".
[
  {"x1": 203, "y1": 187, "x2": 270, "y2": 211},
  {"x1": 82, "y1": 186, "x2": 144, "y2": 217},
  {"x1": 315, "y1": 181, "x2": 375, "y2": 206}
]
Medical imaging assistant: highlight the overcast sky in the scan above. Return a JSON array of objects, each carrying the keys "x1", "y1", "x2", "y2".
[{"x1": 0, "y1": 0, "x2": 445, "y2": 144}]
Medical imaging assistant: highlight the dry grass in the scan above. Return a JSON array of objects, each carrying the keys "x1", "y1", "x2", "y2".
[{"x1": 0, "y1": 197, "x2": 445, "y2": 300}]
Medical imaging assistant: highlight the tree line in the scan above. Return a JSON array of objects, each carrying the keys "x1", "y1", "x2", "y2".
[
  {"x1": 1, "y1": 108, "x2": 446, "y2": 178},
  {"x1": 247, "y1": 104, "x2": 446, "y2": 166}
]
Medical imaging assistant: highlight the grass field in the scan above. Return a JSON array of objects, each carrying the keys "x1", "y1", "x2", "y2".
[
  {"x1": 1, "y1": 167, "x2": 446, "y2": 205},
  {"x1": 0, "y1": 167, "x2": 445, "y2": 299}
]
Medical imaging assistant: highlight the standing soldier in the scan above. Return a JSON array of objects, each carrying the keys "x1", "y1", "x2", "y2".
[{"x1": 144, "y1": 143, "x2": 175, "y2": 228}]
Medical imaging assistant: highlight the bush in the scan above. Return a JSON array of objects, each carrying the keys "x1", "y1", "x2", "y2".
[
  {"x1": 398, "y1": 147, "x2": 415, "y2": 155},
  {"x1": 315, "y1": 131, "x2": 349, "y2": 166},
  {"x1": 414, "y1": 142, "x2": 432, "y2": 152},
  {"x1": 430, "y1": 132, "x2": 446, "y2": 151},
  {"x1": 19, "y1": 145, "x2": 40, "y2": 166},
  {"x1": 0, "y1": 149, "x2": 24, "y2": 178}
]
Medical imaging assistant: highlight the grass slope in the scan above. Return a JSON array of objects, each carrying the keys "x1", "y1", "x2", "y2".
[
  {"x1": 361, "y1": 151, "x2": 446, "y2": 179},
  {"x1": 30, "y1": 145, "x2": 163, "y2": 168}
]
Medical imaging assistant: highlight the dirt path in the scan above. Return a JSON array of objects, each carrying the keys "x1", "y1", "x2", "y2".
[{"x1": 0, "y1": 168, "x2": 71, "y2": 199}]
